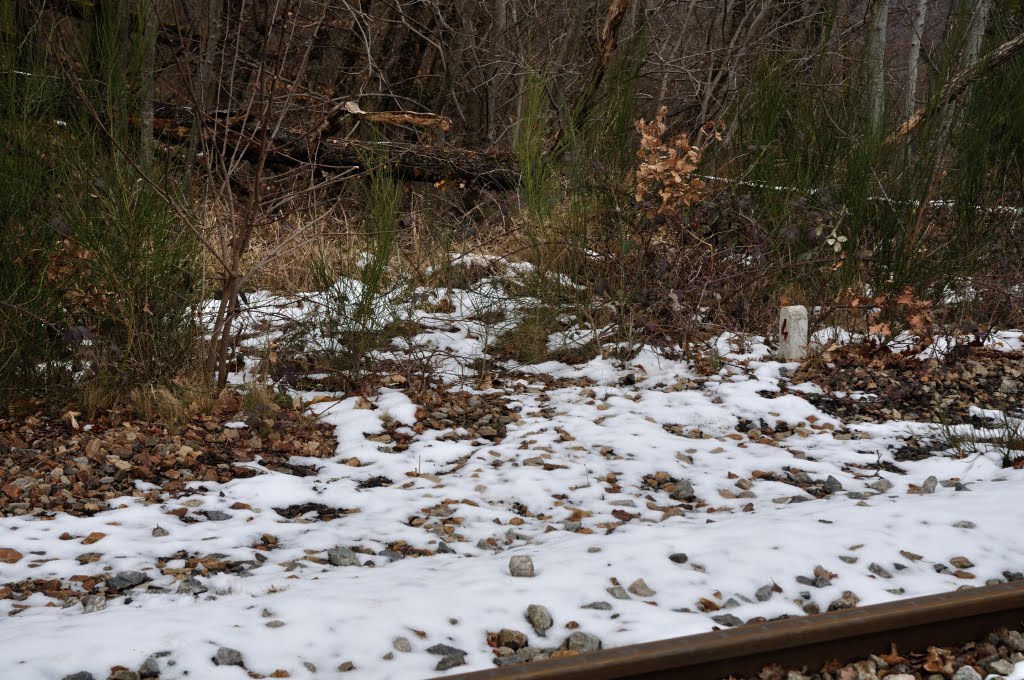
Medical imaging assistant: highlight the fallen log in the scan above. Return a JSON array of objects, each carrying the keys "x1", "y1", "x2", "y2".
[{"x1": 152, "y1": 103, "x2": 519, "y2": 191}]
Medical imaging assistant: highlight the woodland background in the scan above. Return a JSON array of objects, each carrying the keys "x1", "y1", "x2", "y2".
[{"x1": 1, "y1": 0, "x2": 1023, "y2": 413}]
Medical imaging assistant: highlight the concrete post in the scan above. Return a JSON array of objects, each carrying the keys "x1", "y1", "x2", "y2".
[{"x1": 778, "y1": 305, "x2": 809, "y2": 362}]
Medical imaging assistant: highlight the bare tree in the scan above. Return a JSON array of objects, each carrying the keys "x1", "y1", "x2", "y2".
[
  {"x1": 903, "y1": 0, "x2": 927, "y2": 120},
  {"x1": 865, "y1": 0, "x2": 889, "y2": 132}
]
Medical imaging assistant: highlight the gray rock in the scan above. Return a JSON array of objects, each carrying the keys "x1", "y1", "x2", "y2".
[
  {"x1": 951, "y1": 665, "x2": 983, "y2": 680},
  {"x1": 988, "y1": 659, "x2": 1015, "y2": 675},
  {"x1": 712, "y1": 614, "x2": 744, "y2": 627},
  {"x1": 107, "y1": 571, "x2": 148, "y2": 593},
  {"x1": 582, "y1": 601, "x2": 612, "y2": 610},
  {"x1": 177, "y1": 577, "x2": 207, "y2": 595},
  {"x1": 606, "y1": 586, "x2": 630, "y2": 600},
  {"x1": 828, "y1": 591, "x2": 860, "y2": 611},
  {"x1": 1007, "y1": 629, "x2": 1024, "y2": 652},
  {"x1": 203, "y1": 510, "x2": 231, "y2": 521},
  {"x1": 669, "y1": 553, "x2": 688, "y2": 564},
  {"x1": 755, "y1": 585, "x2": 774, "y2": 602},
  {"x1": 497, "y1": 629, "x2": 528, "y2": 651},
  {"x1": 789, "y1": 495, "x2": 810, "y2": 503},
  {"x1": 426, "y1": 644, "x2": 467, "y2": 657},
  {"x1": 151, "y1": 526, "x2": 169, "y2": 537},
  {"x1": 437, "y1": 542, "x2": 455, "y2": 555},
  {"x1": 868, "y1": 563, "x2": 893, "y2": 579},
  {"x1": 328, "y1": 547, "x2": 360, "y2": 567},
  {"x1": 83, "y1": 594, "x2": 107, "y2": 613},
  {"x1": 435, "y1": 655, "x2": 466, "y2": 671},
  {"x1": 869, "y1": 479, "x2": 893, "y2": 493},
  {"x1": 562, "y1": 631, "x2": 602, "y2": 653},
  {"x1": 61, "y1": 674, "x2": 95, "y2": 680},
  {"x1": 392, "y1": 637, "x2": 412, "y2": 653},
  {"x1": 265, "y1": 620, "x2": 285, "y2": 628},
  {"x1": 138, "y1": 656, "x2": 160, "y2": 678},
  {"x1": 722, "y1": 598, "x2": 740, "y2": 609},
  {"x1": 494, "y1": 647, "x2": 542, "y2": 667},
  {"x1": 509, "y1": 555, "x2": 535, "y2": 577},
  {"x1": 670, "y1": 480, "x2": 695, "y2": 501},
  {"x1": 627, "y1": 578, "x2": 656, "y2": 597},
  {"x1": 213, "y1": 647, "x2": 244, "y2": 667},
  {"x1": 336, "y1": 661, "x2": 355, "y2": 672},
  {"x1": 526, "y1": 604, "x2": 553, "y2": 636},
  {"x1": 920, "y1": 476, "x2": 938, "y2": 494},
  {"x1": 823, "y1": 476, "x2": 844, "y2": 493},
  {"x1": 378, "y1": 549, "x2": 403, "y2": 562},
  {"x1": 884, "y1": 675, "x2": 916, "y2": 680},
  {"x1": 954, "y1": 521, "x2": 977, "y2": 529}
]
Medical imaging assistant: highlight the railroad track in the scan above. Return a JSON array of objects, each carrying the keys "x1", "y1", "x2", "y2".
[{"x1": 444, "y1": 581, "x2": 1024, "y2": 680}]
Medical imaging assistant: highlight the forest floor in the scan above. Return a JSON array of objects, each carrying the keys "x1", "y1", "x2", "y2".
[{"x1": 2, "y1": 274, "x2": 1024, "y2": 680}]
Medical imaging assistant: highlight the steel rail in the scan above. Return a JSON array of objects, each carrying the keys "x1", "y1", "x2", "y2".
[{"x1": 442, "y1": 581, "x2": 1024, "y2": 680}]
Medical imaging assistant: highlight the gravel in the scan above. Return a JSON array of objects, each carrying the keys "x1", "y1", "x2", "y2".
[
  {"x1": 606, "y1": 586, "x2": 630, "y2": 600},
  {"x1": 952, "y1": 666, "x2": 983, "y2": 680},
  {"x1": 176, "y1": 577, "x2": 207, "y2": 595},
  {"x1": 435, "y1": 655, "x2": 466, "y2": 671},
  {"x1": 426, "y1": 644, "x2": 467, "y2": 657},
  {"x1": 712, "y1": 614, "x2": 745, "y2": 627},
  {"x1": 509, "y1": 555, "x2": 535, "y2": 577},
  {"x1": 824, "y1": 475, "x2": 844, "y2": 493},
  {"x1": 526, "y1": 604, "x2": 553, "y2": 636},
  {"x1": 627, "y1": 578, "x2": 656, "y2": 597},
  {"x1": 497, "y1": 629, "x2": 528, "y2": 650},
  {"x1": 106, "y1": 571, "x2": 148, "y2": 593},
  {"x1": 328, "y1": 546, "x2": 360, "y2": 567},
  {"x1": 82, "y1": 594, "x2": 106, "y2": 613},
  {"x1": 561, "y1": 631, "x2": 602, "y2": 653},
  {"x1": 669, "y1": 480, "x2": 695, "y2": 501},
  {"x1": 989, "y1": 659, "x2": 1015, "y2": 675},
  {"x1": 213, "y1": 647, "x2": 244, "y2": 667}
]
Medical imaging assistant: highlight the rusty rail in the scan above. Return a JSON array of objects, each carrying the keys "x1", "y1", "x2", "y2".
[{"x1": 443, "y1": 581, "x2": 1024, "y2": 680}]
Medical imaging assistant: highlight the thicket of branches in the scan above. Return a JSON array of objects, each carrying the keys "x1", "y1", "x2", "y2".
[{"x1": 1, "y1": 0, "x2": 1023, "y2": 412}]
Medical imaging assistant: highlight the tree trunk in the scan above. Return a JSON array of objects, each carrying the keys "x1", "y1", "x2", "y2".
[
  {"x1": 903, "y1": 0, "x2": 927, "y2": 120},
  {"x1": 864, "y1": 0, "x2": 888, "y2": 133},
  {"x1": 139, "y1": 0, "x2": 156, "y2": 168}
]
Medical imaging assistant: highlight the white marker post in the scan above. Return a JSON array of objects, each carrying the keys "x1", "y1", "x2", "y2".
[{"x1": 778, "y1": 305, "x2": 809, "y2": 362}]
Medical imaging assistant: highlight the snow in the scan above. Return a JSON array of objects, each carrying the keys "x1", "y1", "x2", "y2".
[{"x1": 2, "y1": 285, "x2": 1023, "y2": 680}]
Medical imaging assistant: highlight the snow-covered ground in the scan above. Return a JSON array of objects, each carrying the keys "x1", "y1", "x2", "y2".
[{"x1": 2, "y1": 283, "x2": 1023, "y2": 680}]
